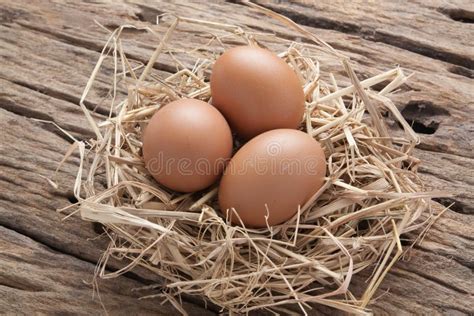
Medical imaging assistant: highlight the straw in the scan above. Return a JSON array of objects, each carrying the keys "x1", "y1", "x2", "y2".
[{"x1": 58, "y1": 6, "x2": 447, "y2": 315}]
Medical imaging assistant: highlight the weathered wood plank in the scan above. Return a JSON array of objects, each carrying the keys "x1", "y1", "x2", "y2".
[
  {"x1": 415, "y1": 149, "x2": 474, "y2": 214},
  {"x1": 0, "y1": 0, "x2": 473, "y2": 314},
  {"x1": 258, "y1": 0, "x2": 474, "y2": 69},
  {"x1": 0, "y1": 78, "x2": 101, "y2": 140},
  {"x1": 2, "y1": 105, "x2": 471, "y2": 313},
  {"x1": 0, "y1": 225, "x2": 210, "y2": 315},
  {"x1": 2, "y1": 0, "x2": 473, "y2": 211},
  {"x1": 0, "y1": 24, "x2": 123, "y2": 117},
  {"x1": 350, "y1": 210, "x2": 474, "y2": 315},
  {"x1": 0, "y1": 107, "x2": 172, "y2": 283},
  {"x1": 0, "y1": 107, "x2": 217, "y2": 313},
  {"x1": 0, "y1": 108, "x2": 101, "y2": 257}
]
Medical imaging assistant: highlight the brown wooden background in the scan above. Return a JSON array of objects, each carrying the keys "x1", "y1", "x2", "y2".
[{"x1": 1, "y1": 1, "x2": 473, "y2": 315}]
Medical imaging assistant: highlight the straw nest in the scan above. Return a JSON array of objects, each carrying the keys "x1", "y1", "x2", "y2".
[{"x1": 58, "y1": 4, "x2": 444, "y2": 315}]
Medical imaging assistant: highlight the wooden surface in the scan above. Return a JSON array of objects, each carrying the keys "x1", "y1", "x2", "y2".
[{"x1": 0, "y1": 0, "x2": 473, "y2": 315}]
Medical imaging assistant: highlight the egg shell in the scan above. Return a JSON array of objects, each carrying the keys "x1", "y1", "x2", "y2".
[
  {"x1": 210, "y1": 46, "x2": 305, "y2": 140},
  {"x1": 218, "y1": 129, "x2": 326, "y2": 228},
  {"x1": 143, "y1": 99, "x2": 233, "y2": 193}
]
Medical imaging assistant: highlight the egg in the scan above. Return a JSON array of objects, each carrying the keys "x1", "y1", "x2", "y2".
[
  {"x1": 143, "y1": 98, "x2": 233, "y2": 192},
  {"x1": 210, "y1": 46, "x2": 305, "y2": 140},
  {"x1": 218, "y1": 129, "x2": 326, "y2": 228}
]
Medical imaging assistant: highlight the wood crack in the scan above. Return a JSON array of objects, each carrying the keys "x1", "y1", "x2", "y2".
[
  {"x1": 389, "y1": 269, "x2": 472, "y2": 313},
  {"x1": 0, "y1": 94, "x2": 92, "y2": 143},
  {"x1": 432, "y1": 197, "x2": 472, "y2": 215},
  {"x1": 416, "y1": 143, "x2": 474, "y2": 160},
  {"x1": 0, "y1": 221, "x2": 153, "y2": 290},
  {"x1": 419, "y1": 167, "x2": 467, "y2": 185},
  {"x1": 0, "y1": 220, "x2": 218, "y2": 314},
  {"x1": 432, "y1": 303, "x2": 472, "y2": 316},
  {"x1": 3, "y1": 77, "x2": 110, "y2": 117},
  {"x1": 0, "y1": 283, "x2": 42, "y2": 293},
  {"x1": 0, "y1": 224, "x2": 213, "y2": 315},
  {"x1": 0, "y1": 222, "x2": 95, "y2": 266},
  {"x1": 398, "y1": 266, "x2": 471, "y2": 295},
  {"x1": 253, "y1": 3, "x2": 474, "y2": 69},
  {"x1": 17, "y1": 21, "x2": 177, "y2": 75},
  {"x1": 438, "y1": 7, "x2": 474, "y2": 24},
  {"x1": 0, "y1": 1, "x2": 472, "y2": 314}
]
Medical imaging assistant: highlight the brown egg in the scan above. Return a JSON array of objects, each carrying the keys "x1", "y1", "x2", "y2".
[
  {"x1": 143, "y1": 99, "x2": 233, "y2": 193},
  {"x1": 219, "y1": 129, "x2": 326, "y2": 228},
  {"x1": 210, "y1": 46, "x2": 305, "y2": 140}
]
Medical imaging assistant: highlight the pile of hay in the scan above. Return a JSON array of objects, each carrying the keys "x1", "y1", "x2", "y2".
[{"x1": 59, "y1": 4, "x2": 442, "y2": 315}]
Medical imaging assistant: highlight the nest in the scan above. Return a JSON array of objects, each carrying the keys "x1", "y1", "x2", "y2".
[{"x1": 58, "y1": 4, "x2": 443, "y2": 315}]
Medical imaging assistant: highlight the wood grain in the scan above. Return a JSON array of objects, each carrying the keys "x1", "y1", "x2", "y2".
[
  {"x1": 258, "y1": 0, "x2": 474, "y2": 69},
  {"x1": 0, "y1": 0, "x2": 473, "y2": 314},
  {"x1": 0, "y1": 225, "x2": 210, "y2": 315}
]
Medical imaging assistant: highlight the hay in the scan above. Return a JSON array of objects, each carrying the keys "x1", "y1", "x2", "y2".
[{"x1": 57, "y1": 4, "x2": 446, "y2": 315}]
